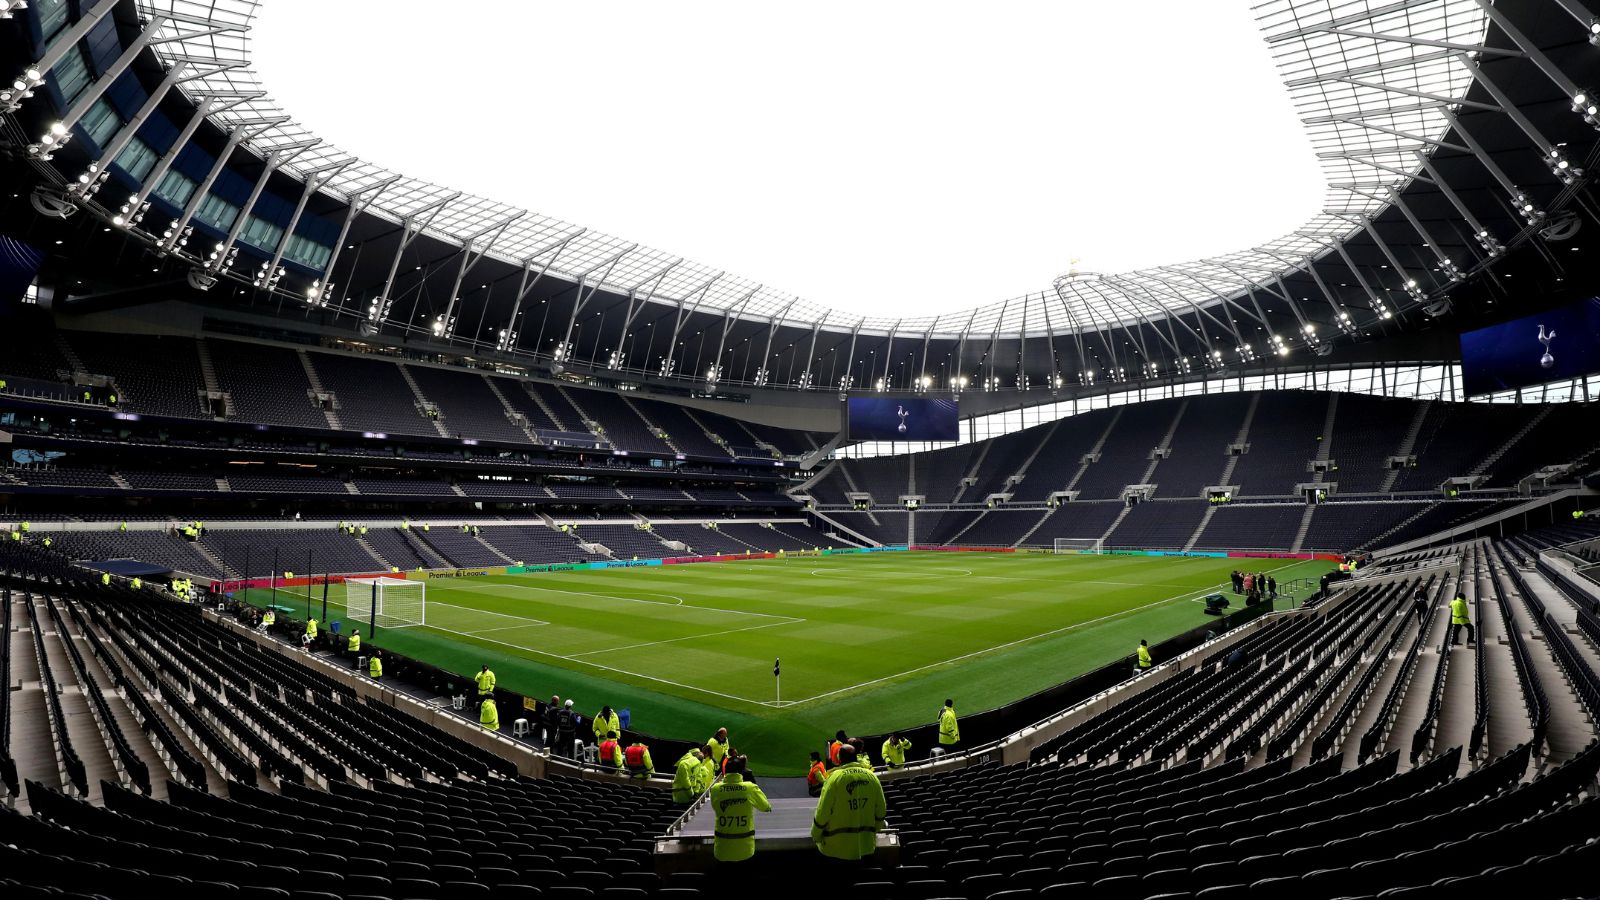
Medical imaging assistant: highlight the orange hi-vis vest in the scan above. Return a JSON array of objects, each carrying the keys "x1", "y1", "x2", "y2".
[
  {"x1": 626, "y1": 744, "x2": 648, "y2": 768},
  {"x1": 599, "y1": 740, "x2": 620, "y2": 766},
  {"x1": 808, "y1": 760, "x2": 827, "y2": 788},
  {"x1": 829, "y1": 740, "x2": 844, "y2": 765}
]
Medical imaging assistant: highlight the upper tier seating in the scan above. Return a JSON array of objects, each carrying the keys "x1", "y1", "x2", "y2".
[
  {"x1": 1155, "y1": 392, "x2": 1252, "y2": 498},
  {"x1": 630, "y1": 397, "x2": 729, "y2": 457},
  {"x1": 65, "y1": 331, "x2": 206, "y2": 419},
  {"x1": 1479, "y1": 402, "x2": 1600, "y2": 487},
  {"x1": 912, "y1": 444, "x2": 980, "y2": 504},
  {"x1": 209, "y1": 340, "x2": 328, "y2": 428},
  {"x1": 1074, "y1": 399, "x2": 1183, "y2": 500},
  {"x1": 406, "y1": 365, "x2": 532, "y2": 444},
  {"x1": 1229, "y1": 391, "x2": 1329, "y2": 496},
  {"x1": 1322, "y1": 393, "x2": 1414, "y2": 493},
  {"x1": 306, "y1": 353, "x2": 433, "y2": 436},
  {"x1": 561, "y1": 387, "x2": 669, "y2": 454},
  {"x1": 1009, "y1": 420, "x2": 1102, "y2": 503},
  {"x1": 1391, "y1": 402, "x2": 1538, "y2": 491}
]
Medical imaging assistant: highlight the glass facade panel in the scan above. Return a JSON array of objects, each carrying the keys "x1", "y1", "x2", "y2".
[
  {"x1": 78, "y1": 98, "x2": 118, "y2": 146},
  {"x1": 194, "y1": 193, "x2": 241, "y2": 231},
  {"x1": 153, "y1": 169, "x2": 197, "y2": 207},
  {"x1": 112, "y1": 136, "x2": 157, "y2": 181}
]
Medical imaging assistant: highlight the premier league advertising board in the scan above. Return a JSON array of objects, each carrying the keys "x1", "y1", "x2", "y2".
[
  {"x1": 1459, "y1": 297, "x2": 1600, "y2": 396},
  {"x1": 846, "y1": 397, "x2": 959, "y2": 441}
]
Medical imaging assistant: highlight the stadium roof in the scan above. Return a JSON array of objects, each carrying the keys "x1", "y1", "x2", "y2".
[{"x1": 135, "y1": 0, "x2": 1494, "y2": 337}]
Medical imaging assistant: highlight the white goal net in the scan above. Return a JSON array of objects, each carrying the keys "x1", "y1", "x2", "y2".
[
  {"x1": 345, "y1": 577, "x2": 427, "y2": 629},
  {"x1": 1054, "y1": 537, "x2": 1105, "y2": 555}
]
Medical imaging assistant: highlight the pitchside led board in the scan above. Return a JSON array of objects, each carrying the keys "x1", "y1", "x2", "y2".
[
  {"x1": 846, "y1": 397, "x2": 960, "y2": 441},
  {"x1": 1458, "y1": 297, "x2": 1600, "y2": 397}
]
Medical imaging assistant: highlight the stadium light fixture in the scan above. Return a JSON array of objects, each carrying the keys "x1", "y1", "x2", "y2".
[
  {"x1": 1547, "y1": 147, "x2": 1582, "y2": 185},
  {"x1": 306, "y1": 279, "x2": 331, "y2": 308},
  {"x1": 795, "y1": 369, "x2": 811, "y2": 389},
  {"x1": 607, "y1": 350, "x2": 625, "y2": 370},
  {"x1": 157, "y1": 224, "x2": 192, "y2": 256},
  {"x1": 495, "y1": 326, "x2": 518, "y2": 351},
  {"x1": 1575, "y1": 88, "x2": 1599, "y2": 124},
  {"x1": 874, "y1": 377, "x2": 885, "y2": 392},
  {"x1": 706, "y1": 364, "x2": 722, "y2": 386},
  {"x1": 1511, "y1": 191, "x2": 1544, "y2": 225},
  {"x1": 658, "y1": 357, "x2": 677, "y2": 378},
  {"x1": 0, "y1": 66, "x2": 42, "y2": 113},
  {"x1": 753, "y1": 368, "x2": 770, "y2": 387},
  {"x1": 0, "y1": 1, "x2": 30, "y2": 20}
]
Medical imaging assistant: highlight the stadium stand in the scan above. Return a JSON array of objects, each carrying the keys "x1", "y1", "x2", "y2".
[
  {"x1": 1106, "y1": 500, "x2": 1210, "y2": 549},
  {"x1": 1072, "y1": 399, "x2": 1182, "y2": 500},
  {"x1": 1191, "y1": 501, "x2": 1306, "y2": 552},
  {"x1": 306, "y1": 353, "x2": 435, "y2": 436},
  {"x1": 63, "y1": 331, "x2": 207, "y2": 419},
  {"x1": 1228, "y1": 391, "x2": 1328, "y2": 496},
  {"x1": 208, "y1": 339, "x2": 330, "y2": 428},
  {"x1": 406, "y1": 365, "x2": 534, "y2": 444}
]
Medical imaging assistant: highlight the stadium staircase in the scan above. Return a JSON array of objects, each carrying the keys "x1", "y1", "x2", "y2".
[
  {"x1": 1007, "y1": 419, "x2": 1065, "y2": 498},
  {"x1": 1182, "y1": 395, "x2": 1261, "y2": 552},
  {"x1": 296, "y1": 350, "x2": 342, "y2": 430},
  {"x1": 51, "y1": 333, "x2": 90, "y2": 383},
  {"x1": 188, "y1": 541, "x2": 237, "y2": 580},
  {"x1": 1380, "y1": 398, "x2": 1433, "y2": 492},
  {"x1": 622, "y1": 397, "x2": 683, "y2": 455},
  {"x1": 351, "y1": 536, "x2": 394, "y2": 570},
  {"x1": 1471, "y1": 406, "x2": 1555, "y2": 478},
  {"x1": 193, "y1": 340, "x2": 233, "y2": 419},
  {"x1": 554, "y1": 386, "x2": 604, "y2": 441},
  {"x1": 681, "y1": 408, "x2": 738, "y2": 459},
  {"x1": 481, "y1": 375, "x2": 541, "y2": 443},
  {"x1": 809, "y1": 511, "x2": 883, "y2": 547},
  {"x1": 947, "y1": 440, "x2": 991, "y2": 506},
  {"x1": 1289, "y1": 505, "x2": 1316, "y2": 553},
  {"x1": 520, "y1": 381, "x2": 570, "y2": 431},
  {"x1": 1065, "y1": 407, "x2": 1124, "y2": 494},
  {"x1": 397, "y1": 365, "x2": 450, "y2": 438},
  {"x1": 400, "y1": 529, "x2": 451, "y2": 569}
]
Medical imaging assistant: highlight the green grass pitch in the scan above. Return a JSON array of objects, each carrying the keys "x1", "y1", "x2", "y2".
[{"x1": 249, "y1": 552, "x2": 1323, "y2": 774}]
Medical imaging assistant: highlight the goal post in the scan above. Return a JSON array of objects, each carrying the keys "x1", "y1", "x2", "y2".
[
  {"x1": 1054, "y1": 537, "x2": 1105, "y2": 555},
  {"x1": 344, "y1": 576, "x2": 427, "y2": 630}
]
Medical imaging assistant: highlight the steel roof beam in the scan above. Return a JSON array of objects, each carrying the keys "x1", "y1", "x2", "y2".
[
  {"x1": 318, "y1": 175, "x2": 399, "y2": 307},
  {"x1": 371, "y1": 192, "x2": 459, "y2": 326},
  {"x1": 1316, "y1": 27, "x2": 1522, "y2": 57},
  {"x1": 556, "y1": 245, "x2": 637, "y2": 363},
  {"x1": 14, "y1": 1, "x2": 118, "y2": 91},
  {"x1": 440, "y1": 212, "x2": 524, "y2": 339},
  {"x1": 1263, "y1": 0, "x2": 1437, "y2": 43},
  {"x1": 1472, "y1": 0, "x2": 1585, "y2": 99},
  {"x1": 1453, "y1": 53, "x2": 1562, "y2": 155},
  {"x1": 1284, "y1": 49, "x2": 1454, "y2": 88},
  {"x1": 263, "y1": 159, "x2": 352, "y2": 296},
  {"x1": 662, "y1": 272, "x2": 723, "y2": 380},
  {"x1": 497, "y1": 230, "x2": 583, "y2": 353},
  {"x1": 1324, "y1": 75, "x2": 1502, "y2": 114}
]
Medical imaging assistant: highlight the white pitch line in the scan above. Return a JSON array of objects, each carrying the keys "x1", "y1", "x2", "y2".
[
  {"x1": 566, "y1": 617, "x2": 804, "y2": 658},
  {"x1": 775, "y1": 562, "x2": 1306, "y2": 707},
  {"x1": 431, "y1": 601, "x2": 550, "y2": 627},
  {"x1": 446, "y1": 581, "x2": 794, "y2": 621},
  {"x1": 423, "y1": 624, "x2": 776, "y2": 708}
]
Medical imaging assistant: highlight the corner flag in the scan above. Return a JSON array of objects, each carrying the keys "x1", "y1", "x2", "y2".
[{"x1": 773, "y1": 658, "x2": 780, "y2": 677}]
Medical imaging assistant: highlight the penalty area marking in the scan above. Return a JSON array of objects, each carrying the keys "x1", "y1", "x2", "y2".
[{"x1": 445, "y1": 581, "x2": 796, "y2": 622}]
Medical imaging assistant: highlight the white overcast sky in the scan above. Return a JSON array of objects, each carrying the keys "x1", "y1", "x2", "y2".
[{"x1": 252, "y1": 1, "x2": 1325, "y2": 318}]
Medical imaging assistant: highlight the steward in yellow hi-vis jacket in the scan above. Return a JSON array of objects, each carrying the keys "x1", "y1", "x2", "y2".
[
  {"x1": 672, "y1": 748, "x2": 706, "y2": 803},
  {"x1": 709, "y1": 756, "x2": 770, "y2": 862},
  {"x1": 881, "y1": 734, "x2": 912, "y2": 769},
  {"x1": 811, "y1": 744, "x2": 886, "y2": 860},
  {"x1": 938, "y1": 700, "x2": 960, "y2": 747}
]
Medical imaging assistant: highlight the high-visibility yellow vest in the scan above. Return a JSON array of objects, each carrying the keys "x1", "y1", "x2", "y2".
[
  {"x1": 1451, "y1": 597, "x2": 1470, "y2": 625},
  {"x1": 592, "y1": 711, "x2": 620, "y2": 741},
  {"x1": 305, "y1": 620, "x2": 318, "y2": 638},
  {"x1": 672, "y1": 752, "x2": 703, "y2": 803},
  {"x1": 475, "y1": 669, "x2": 496, "y2": 694},
  {"x1": 1138, "y1": 645, "x2": 1153, "y2": 668},
  {"x1": 348, "y1": 633, "x2": 361, "y2": 652},
  {"x1": 599, "y1": 739, "x2": 623, "y2": 768},
  {"x1": 369, "y1": 656, "x2": 382, "y2": 678},
  {"x1": 882, "y1": 738, "x2": 911, "y2": 768},
  {"x1": 810, "y1": 761, "x2": 884, "y2": 860},
  {"x1": 710, "y1": 773, "x2": 771, "y2": 862},
  {"x1": 480, "y1": 699, "x2": 499, "y2": 731},
  {"x1": 939, "y1": 707, "x2": 960, "y2": 745}
]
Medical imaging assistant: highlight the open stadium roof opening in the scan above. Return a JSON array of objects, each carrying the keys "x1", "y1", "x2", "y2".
[
  {"x1": 137, "y1": 0, "x2": 1500, "y2": 338},
  {"x1": 251, "y1": 0, "x2": 1325, "y2": 319}
]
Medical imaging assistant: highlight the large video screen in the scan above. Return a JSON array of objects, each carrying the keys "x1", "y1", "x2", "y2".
[
  {"x1": 1459, "y1": 297, "x2": 1600, "y2": 396},
  {"x1": 846, "y1": 397, "x2": 959, "y2": 441}
]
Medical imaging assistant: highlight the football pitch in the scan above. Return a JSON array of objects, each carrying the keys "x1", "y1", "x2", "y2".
[{"x1": 247, "y1": 552, "x2": 1323, "y2": 772}]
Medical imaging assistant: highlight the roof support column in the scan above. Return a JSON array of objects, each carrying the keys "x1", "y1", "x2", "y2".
[
  {"x1": 753, "y1": 298, "x2": 794, "y2": 387},
  {"x1": 3, "y1": 0, "x2": 119, "y2": 111},
  {"x1": 27, "y1": 19, "x2": 165, "y2": 158},
  {"x1": 313, "y1": 176, "x2": 398, "y2": 308},
  {"x1": 369, "y1": 194, "x2": 459, "y2": 326},
  {"x1": 554, "y1": 246, "x2": 635, "y2": 369},
  {"x1": 660, "y1": 273, "x2": 721, "y2": 380},
  {"x1": 439, "y1": 213, "x2": 522, "y2": 339}
]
